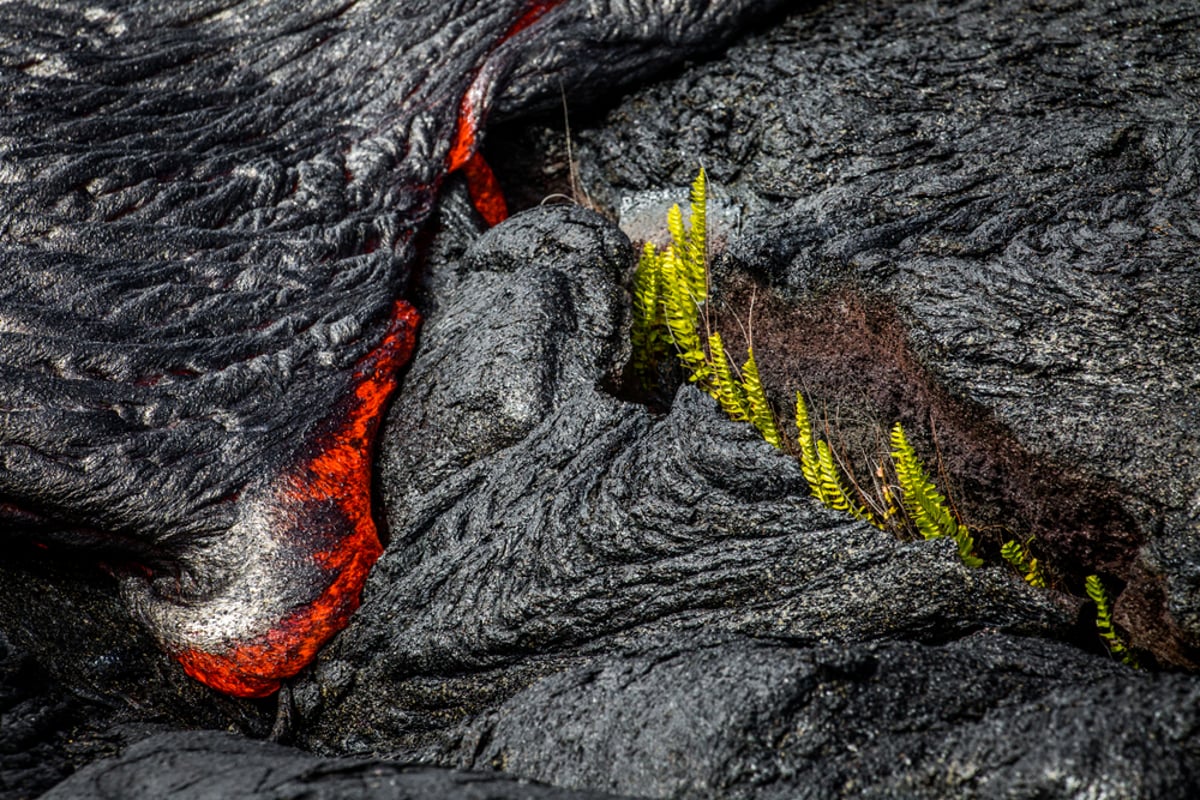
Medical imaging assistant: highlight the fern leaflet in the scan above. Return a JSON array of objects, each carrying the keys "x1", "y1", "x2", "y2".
[
  {"x1": 740, "y1": 349, "x2": 781, "y2": 448},
  {"x1": 793, "y1": 393, "x2": 876, "y2": 525},
  {"x1": 890, "y1": 423, "x2": 981, "y2": 567},
  {"x1": 1085, "y1": 575, "x2": 1138, "y2": 668},
  {"x1": 816, "y1": 440, "x2": 876, "y2": 524},
  {"x1": 686, "y1": 168, "x2": 708, "y2": 300},
  {"x1": 631, "y1": 242, "x2": 666, "y2": 379},
  {"x1": 706, "y1": 333, "x2": 750, "y2": 421},
  {"x1": 794, "y1": 393, "x2": 826, "y2": 500},
  {"x1": 660, "y1": 245, "x2": 707, "y2": 381},
  {"x1": 1000, "y1": 539, "x2": 1045, "y2": 588}
]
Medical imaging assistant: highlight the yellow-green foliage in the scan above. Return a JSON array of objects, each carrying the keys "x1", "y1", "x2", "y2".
[
  {"x1": 631, "y1": 169, "x2": 710, "y2": 384},
  {"x1": 1001, "y1": 539, "x2": 1045, "y2": 587},
  {"x1": 794, "y1": 393, "x2": 877, "y2": 526},
  {"x1": 794, "y1": 393, "x2": 824, "y2": 494},
  {"x1": 630, "y1": 242, "x2": 668, "y2": 378},
  {"x1": 1085, "y1": 575, "x2": 1138, "y2": 668},
  {"x1": 890, "y1": 423, "x2": 982, "y2": 568},
  {"x1": 706, "y1": 332, "x2": 749, "y2": 421},
  {"x1": 741, "y1": 349, "x2": 781, "y2": 448},
  {"x1": 631, "y1": 169, "x2": 782, "y2": 449},
  {"x1": 670, "y1": 174, "x2": 707, "y2": 302},
  {"x1": 662, "y1": 246, "x2": 707, "y2": 382}
]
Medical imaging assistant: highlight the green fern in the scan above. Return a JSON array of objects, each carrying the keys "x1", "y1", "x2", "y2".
[
  {"x1": 629, "y1": 171, "x2": 708, "y2": 386},
  {"x1": 816, "y1": 441, "x2": 876, "y2": 524},
  {"x1": 1085, "y1": 575, "x2": 1138, "y2": 668},
  {"x1": 685, "y1": 168, "x2": 707, "y2": 300},
  {"x1": 707, "y1": 332, "x2": 750, "y2": 421},
  {"x1": 794, "y1": 393, "x2": 826, "y2": 499},
  {"x1": 630, "y1": 242, "x2": 668, "y2": 380},
  {"x1": 890, "y1": 423, "x2": 981, "y2": 568},
  {"x1": 660, "y1": 243, "x2": 708, "y2": 382},
  {"x1": 740, "y1": 349, "x2": 781, "y2": 448},
  {"x1": 1001, "y1": 539, "x2": 1045, "y2": 588},
  {"x1": 794, "y1": 394, "x2": 876, "y2": 525},
  {"x1": 631, "y1": 169, "x2": 781, "y2": 445}
]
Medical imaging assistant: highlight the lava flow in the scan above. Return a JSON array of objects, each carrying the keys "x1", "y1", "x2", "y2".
[{"x1": 176, "y1": 302, "x2": 420, "y2": 697}]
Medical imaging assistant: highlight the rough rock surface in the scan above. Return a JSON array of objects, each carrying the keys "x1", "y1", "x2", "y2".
[
  {"x1": 4, "y1": 0, "x2": 1200, "y2": 798},
  {"x1": 41, "y1": 729, "x2": 623, "y2": 800},
  {"x1": 293, "y1": 204, "x2": 1069, "y2": 759},
  {"x1": 38, "y1": 635, "x2": 1200, "y2": 800},
  {"x1": 455, "y1": 631, "x2": 1200, "y2": 799},
  {"x1": 0, "y1": 631, "x2": 92, "y2": 800},
  {"x1": 579, "y1": 0, "x2": 1200, "y2": 667},
  {"x1": 0, "y1": 0, "x2": 789, "y2": 698}
]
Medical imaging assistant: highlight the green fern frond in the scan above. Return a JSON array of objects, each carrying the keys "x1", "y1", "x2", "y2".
[
  {"x1": 816, "y1": 441, "x2": 849, "y2": 510},
  {"x1": 740, "y1": 349, "x2": 780, "y2": 448},
  {"x1": 706, "y1": 332, "x2": 750, "y2": 420},
  {"x1": 631, "y1": 242, "x2": 667, "y2": 379},
  {"x1": 666, "y1": 202, "x2": 707, "y2": 309},
  {"x1": 632, "y1": 243, "x2": 662, "y2": 327},
  {"x1": 667, "y1": 203, "x2": 687, "y2": 264},
  {"x1": 1085, "y1": 575, "x2": 1139, "y2": 668},
  {"x1": 794, "y1": 393, "x2": 825, "y2": 500},
  {"x1": 815, "y1": 440, "x2": 876, "y2": 524},
  {"x1": 890, "y1": 423, "x2": 981, "y2": 567},
  {"x1": 793, "y1": 393, "x2": 877, "y2": 525},
  {"x1": 660, "y1": 245, "x2": 706, "y2": 380},
  {"x1": 687, "y1": 168, "x2": 707, "y2": 298},
  {"x1": 1001, "y1": 539, "x2": 1045, "y2": 588},
  {"x1": 889, "y1": 423, "x2": 951, "y2": 537}
]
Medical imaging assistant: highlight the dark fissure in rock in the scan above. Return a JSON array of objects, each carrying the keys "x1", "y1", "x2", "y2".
[{"x1": 710, "y1": 274, "x2": 1161, "y2": 651}]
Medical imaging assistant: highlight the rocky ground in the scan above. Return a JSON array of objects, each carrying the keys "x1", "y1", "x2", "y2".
[{"x1": 4, "y1": 0, "x2": 1200, "y2": 798}]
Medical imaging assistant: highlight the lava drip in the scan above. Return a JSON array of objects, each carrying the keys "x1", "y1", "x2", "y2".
[
  {"x1": 176, "y1": 301, "x2": 420, "y2": 697},
  {"x1": 448, "y1": 0, "x2": 567, "y2": 226}
]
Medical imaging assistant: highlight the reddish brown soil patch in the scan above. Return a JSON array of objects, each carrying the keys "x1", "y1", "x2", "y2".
[
  {"x1": 713, "y1": 276, "x2": 1141, "y2": 588},
  {"x1": 707, "y1": 273, "x2": 1200, "y2": 669}
]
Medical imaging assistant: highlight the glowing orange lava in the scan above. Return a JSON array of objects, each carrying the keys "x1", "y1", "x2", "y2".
[
  {"x1": 175, "y1": 1, "x2": 567, "y2": 697},
  {"x1": 177, "y1": 301, "x2": 420, "y2": 697},
  {"x1": 448, "y1": 0, "x2": 566, "y2": 225}
]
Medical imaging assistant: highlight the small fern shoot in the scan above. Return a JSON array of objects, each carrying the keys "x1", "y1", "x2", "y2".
[
  {"x1": 1001, "y1": 539, "x2": 1045, "y2": 588},
  {"x1": 794, "y1": 393, "x2": 826, "y2": 499},
  {"x1": 740, "y1": 349, "x2": 781, "y2": 448},
  {"x1": 630, "y1": 242, "x2": 667, "y2": 380},
  {"x1": 794, "y1": 393, "x2": 876, "y2": 525},
  {"x1": 1085, "y1": 575, "x2": 1138, "y2": 668},
  {"x1": 707, "y1": 332, "x2": 750, "y2": 421},
  {"x1": 660, "y1": 243, "x2": 708, "y2": 382},
  {"x1": 890, "y1": 423, "x2": 981, "y2": 568},
  {"x1": 686, "y1": 168, "x2": 707, "y2": 299},
  {"x1": 816, "y1": 441, "x2": 876, "y2": 524}
]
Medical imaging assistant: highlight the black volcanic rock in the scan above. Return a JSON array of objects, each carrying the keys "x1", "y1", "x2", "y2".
[
  {"x1": 6, "y1": 0, "x2": 1200, "y2": 798},
  {"x1": 0, "y1": 0, "x2": 789, "y2": 697},
  {"x1": 455, "y1": 631, "x2": 1200, "y2": 799},
  {"x1": 580, "y1": 0, "x2": 1200, "y2": 669},
  {"x1": 0, "y1": 630, "x2": 86, "y2": 800},
  {"x1": 295, "y1": 204, "x2": 1069, "y2": 759},
  {"x1": 40, "y1": 729, "x2": 624, "y2": 800}
]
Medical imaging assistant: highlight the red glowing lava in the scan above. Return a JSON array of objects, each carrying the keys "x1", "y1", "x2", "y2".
[{"x1": 177, "y1": 301, "x2": 419, "y2": 697}]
